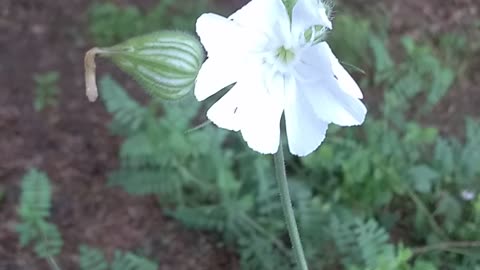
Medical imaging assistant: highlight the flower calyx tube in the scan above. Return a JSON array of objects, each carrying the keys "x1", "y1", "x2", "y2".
[{"x1": 84, "y1": 31, "x2": 205, "y2": 102}]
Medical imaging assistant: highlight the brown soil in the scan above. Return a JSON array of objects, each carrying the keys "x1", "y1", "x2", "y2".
[
  {"x1": 0, "y1": 0, "x2": 237, "y2": 269},
  {"x1": 344, "y1": 0, "x2": 480, "y2": 135},
  {"x1": 0, "y1": 0, "x2": 479, "y2": 269},
  {"x1": 383, "y1": 0, "x2": 480, "y2": 135}
]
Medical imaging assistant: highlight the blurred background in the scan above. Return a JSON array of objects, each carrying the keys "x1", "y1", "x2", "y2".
[{"x1": 1, "y1": 0, "x2": 479, "y2": 270}]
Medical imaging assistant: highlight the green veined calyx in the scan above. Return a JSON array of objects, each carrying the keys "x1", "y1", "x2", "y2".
[{"x1": 84, "y1": 31, "x2": 205, "y2": 102}]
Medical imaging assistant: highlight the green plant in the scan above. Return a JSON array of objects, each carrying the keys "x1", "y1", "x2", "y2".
[
  {"x1": 100, "y1": 75, "x2": 228, "y2": 205},
  {"x1": 300, "y1": 23, "x2": 479, "y2": 269},
  {"x1": 328, "y1": 14, "x2": 372, "y2": 67},
  {"x1": 16, "y1": 169, "x2": 63, "y2": 263},
  {"x1": 94, "y1": 4, "x2": 480, "y2": 269},
  {"x1": 34, "y1": 71, "x2": 60, "y2": 111},
  {"x1": 88, "y1": 1, "x2": 209, "y2": 46},
  {"x1": 15, "y1": 169, "x2": 161, "y2": 270},
  {"x1": 79, "y1": 245, "x2": 158, "y2": 270}
]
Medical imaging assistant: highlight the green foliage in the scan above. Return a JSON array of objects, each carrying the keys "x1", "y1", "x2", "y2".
[
  {"x1": 88, "y1": 1, "x2": 209, "y2": 46},
  {"x1": 99, "y1": 76, "x2": 292, "y2": 269},
  {"x1": 96, "y1": 6, "x2": 478, "y2": 270},
  {"x1": 301, "y1": 16, "x2": 478, "y2": 269},
  {"x1": 100, "y1": 75, "x2": 228, "y2": 204},
  {"x1": 15, "y1": 170, "x2": 161, "y2": 269},
  {"x1": 33, "y1": 71, "x2": 60, "y2": 111},
  {"x1": 16, "y1": 169, "x2": 63, "y2": 259},
  {"x1": 330, "y1": 216, "x2": 409, "y2": 269},
  {"x1": 79, "y1": 245, "x2": 158, "y2": 270},
  {"x1": 328, "y1": 14, "x2": 372, "y2": 67},
  {"x1": 99, "y1": 76, "x2": 148, "y2": 136},
  {"x1": 111, "y1": 251, "x2": 158, "y2": 270},
  {"x1": 79, "y1": 246, "x2": 109, "y2": 270}
]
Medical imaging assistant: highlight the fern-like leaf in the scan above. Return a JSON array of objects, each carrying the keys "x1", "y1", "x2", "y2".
[
  {"x1": 79, "y1": 245, "x2": 109, "y2": 270},
  {"x1": 33, "y1": 221, "x2": 63, "y2": 258},
  {"x1": 16, "y1": 169, "x2": 63, "y2": 258},
  {"x1": 239, "y1": 236, "x2": 292, "y2": 270},
  {"x1": 111, "y1": 251, "x2": 158, "y2": 270},
  {"x1": 18, "y1": 169, "x2": 52, "y2": 221},
  {"x1": 331, "y1": 216, "x2": 392, "y2": 269},
  {"x1": 99, "y1": 75, "x2": 149, "y2": 135}
]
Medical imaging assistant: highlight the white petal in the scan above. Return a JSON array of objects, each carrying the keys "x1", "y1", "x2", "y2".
[
  {"x1": 302, "y1": 76, "x2": 367, "y2": 126},
  {"x1": 295, "y1": 43, "x2": 332, "y2": 82},
  {"x1": 206, "y1": 84, "x2": 243, "y2": 131},
  {"x1": 323, "y1": 44, "x2": 364, "y2": 99},
  {"x1": 237, "y1": 72, "x2": 284, "y2": 154},
  {"x1": 284, "y1": 77, "x2": 328, "y2": 156},
  {"x1": 296, "y1": 42, "x2": 364, "y2": 99},
  {"x1": 196, "y1": 13, "x2": 267, "y2": 58},
  {"x1": 229, "y1": 0, "x2": 284, "y2": 34},
  {"x1": 318, "y1": 7, "x2": 332, "y2": 29},
  {"x1": 293, "y1": 0, "x2": 332, "y2": 31},
  {"x1": 194, "y1": 58, "x2": 239, "y2": 101}
]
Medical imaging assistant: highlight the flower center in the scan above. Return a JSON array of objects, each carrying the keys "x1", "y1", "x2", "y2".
[{"x1": 276, "y1": 46, "x2": 296, "y2": 65}]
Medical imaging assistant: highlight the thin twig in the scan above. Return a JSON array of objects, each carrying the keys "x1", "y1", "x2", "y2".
[
  {"x1": 39, "y1": 227, "x2": 62, "y2": 270},
  {"x1": 407, "y1": 189, "x2": 449, "y2": 240},
  {"x1": 413, "y1": 241, "x2": 480, "y2": 255},
  {"x1": 242, "y1": 214, "x2": 291, "y2": 257},
  {"x1": 46, "y1": 256, "x2": 61, "y2": 270}
]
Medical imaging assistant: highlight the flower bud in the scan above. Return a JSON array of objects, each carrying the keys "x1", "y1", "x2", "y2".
[{"x1": 85, "y1": 31, "x2": 205, "y2": 102}]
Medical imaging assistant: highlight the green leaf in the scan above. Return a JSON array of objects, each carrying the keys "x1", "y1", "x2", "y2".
[
  {"x1": 408, "y1": 165, "x2": 439, "y2": 193},
  {"x1": 433, "y1": 138, "x2": 455, "y2": 175},
  {"x1": 34, "y1": 222, "x2": 63, "y2": 258},
  {"x1": 435, "y1": 193, "x2": 461, "y2": 232},
  {"x1": 79, "y1": 245, "x2": 109, "y2": 270},
  {"x1": 369, "y1": 35, "x2": 394, "y2": 84},
  {"x1": 111, "y1": 251, "x2": 158, "y2": 270},
  {"x1": 18, "y1": 169, "x2": 52, "y2": 221},
  {"x1": 413, "y1": 260, "x2": 438, "y2": 270}
]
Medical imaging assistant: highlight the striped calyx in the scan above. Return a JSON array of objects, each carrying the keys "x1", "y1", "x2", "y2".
[{"x1": 108, "y1": 31, "x2": 205, "y2": 100}]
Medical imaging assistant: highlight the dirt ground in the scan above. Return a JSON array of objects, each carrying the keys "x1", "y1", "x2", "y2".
[{"x1": 0, "y1": 0, "x2": 479, "y2": 269}]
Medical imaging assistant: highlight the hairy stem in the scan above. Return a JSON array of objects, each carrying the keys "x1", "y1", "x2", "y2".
[{"x1": 274, "y1": 142, "x2": 309, "y2": 270}]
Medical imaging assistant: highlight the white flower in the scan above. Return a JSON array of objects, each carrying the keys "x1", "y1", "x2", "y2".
[
  {"x1": 461, "y1": 190, "x2": 476, "y2": 201},
  {"x1": 194, "y1": 0, "x2": 366, "y2": 156}
]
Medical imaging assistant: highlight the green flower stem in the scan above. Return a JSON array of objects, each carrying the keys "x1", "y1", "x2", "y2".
[{"x1": 273, "y1": 142, "x2": 309, "y2": 270}]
